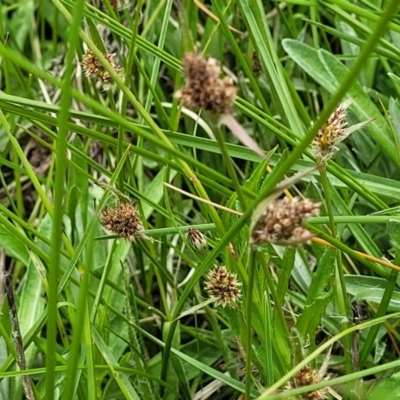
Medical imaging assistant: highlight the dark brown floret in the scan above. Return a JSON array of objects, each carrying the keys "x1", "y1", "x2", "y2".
[
  {"x1": 175, "y1": 53, "x2": 237, "y2": 115},
  {"x1": 204, "y1": 265, "x2": 242, "y2": 308},
  {"x1": 186, "y1": 228, "x2": 207, "y2": 251},
  {"x1": 100, "y1": 202, "x2": 144, "y2": 241},
  {"x1": 252, "y1": 52, "x2": 262, "y2": 76},
  {"x1": 109, "y1": 0, "x2": 119, "y2": 9},
  {"x1": 251, "y1": 197, "x2": 320, "y2": 246}
]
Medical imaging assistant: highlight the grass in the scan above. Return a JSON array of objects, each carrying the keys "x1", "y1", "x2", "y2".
[{"x1": 1, "y1": 0, "x2": 400, "y2": 399}]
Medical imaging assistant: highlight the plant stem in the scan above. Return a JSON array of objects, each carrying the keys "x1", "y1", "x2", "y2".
[
  {"x1": 245, "y1": 247, "x2": 257, "y2": 399},
  {"x1": 214, "y1": 125, "x2": 247, "y2": 210}
]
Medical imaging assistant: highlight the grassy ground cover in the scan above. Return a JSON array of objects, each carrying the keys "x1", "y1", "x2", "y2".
[{"x1": 1, "y1": 0, "x2": 400, "y2": 399}]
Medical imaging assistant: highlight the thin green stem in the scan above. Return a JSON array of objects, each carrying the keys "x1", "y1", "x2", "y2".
[
  {"x1": 306, "y1": 224, "x2": 388, "y2": 277},
  {"x1": 46, "y1": 0, "x2": 85, "y2": 396},
  {"x1": 214, "y1": 125, "x2": 247, "y2": 209},
  {"x1": 320, "y1": 165, "x2": 353, "y2": 381},
  {"x1": 319, "y1": 165, "x2": 336, "y2": 236},
  {"x1": 62, "y1": 222, "x2": 94, "y2": 400},
  {"x1": 245, "y1": 248, "x2": 257, "y2": 399},
  {"x1": 258, "y1": 311, "x2": 400, "y2": 398},
  {"x1": 117, "y1": 0, "x2": 144, "y2": 190},
  {"x1": 360, "y1": 268, "x2": 399, "y2": 368}
]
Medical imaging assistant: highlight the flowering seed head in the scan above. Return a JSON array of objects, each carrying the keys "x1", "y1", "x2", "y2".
[
  {"x1": 109, "y1": 0, "x2": 119, "y2": 8},
  {"x1": 81, "y1": 49, "x2": 122, "y2": 89},
  {"x1": 312, "y1": 99, "x2": 352, "y2": 161},
  {"x1": 228, "y1": 242, "x2": 238, "y2": 259},
  {"x1": 175, "y1": 53, "x2": 237, "y2": 115},
  {"x1": 293, "y1": 367, "x2": 328, "y2": 400},
  {"x1": 101, "y1": 202, "x2": 144, "y2": 241},
  {"x1": 204, "y1": 265, "x2": 242, "y2": 308},
  {"x1": 186, "y1": 228, "x2": 207, "y2": 251},
  {"x1": 251, "y1": 197, "x2": 320, "y2": 246}
]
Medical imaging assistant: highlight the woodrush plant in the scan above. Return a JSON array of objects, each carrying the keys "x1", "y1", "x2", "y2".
[{"x1": 0, "y1": 0, "x2": 400, "y2": 400}]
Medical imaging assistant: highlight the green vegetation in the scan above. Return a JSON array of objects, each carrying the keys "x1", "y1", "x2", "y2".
[{"x1": 1, "y1": 0, "x2": 400, "y2": 399}]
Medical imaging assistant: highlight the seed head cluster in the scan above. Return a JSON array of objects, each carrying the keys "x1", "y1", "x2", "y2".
[
  {"x1": 175, "y1": 53, "x2": 237, "y2": 115},
  {"x1": 81, "y1": 49, "x2": 122, "y2": 89},
  {"x1": 312, "y1": 100, "x2": 350, "y2": 161},
  {"x1": 187, "y1": 228, "x2": 207, "y2": 251},
  {"x1": 101, "y1": 202, "x2": 144, "y2": 242},
  {"x1": 251, "y1": 197, "x2": 320, "y2": 246},
  {"x1": 204, "y1": 266, "x2": 242, "y2": 308},
  {"x1": 293, "y1": 367, "x2": 328, "y2": 400}
]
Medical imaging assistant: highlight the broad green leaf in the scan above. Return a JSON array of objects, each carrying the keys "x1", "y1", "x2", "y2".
[
  {"x1": 18, "y1": 260, "x2": 45, "y2": 340},
  {"x1": 92, "y1": 327, "x2": 141, "y2": 400},
  {"x1": 345, "y1": 275, "x2": 388, "y2": 291},
  {"x1": 296, "y1": 248, "x2": 337, "y2": 338},
  {"x1": 368, "y1": 370, "x2": 400, "y2": 399},
  {"x1": 284, "y1": 248, "x2": 312, "y2": 295},
  {"x1": 313, "y1": 244, "x2": 336, "y2": 276},
  {"x1": 0, "y1": 225, "x2": 29, "y2": 266},
  {"x1": 388, "y1": 98, "x2": 400, "y2": 161},
  {"x1": 276, "y1": 247, "x2": 295, "y2": 304},
  {"x1": 330, "y1": 186, "x2": 381, "y2": 258},
  {"x1": 296, "y1": 293, "x2": 332, "y2": 339},
  {"x1": 171, "y1": 345, "x2": 257, "y2": 396},
  {"x1": 283, "y1": 39, "x2": 399, "y2": 166},
  {"x1": 387, "y1": 219, "x2": 400, "y2": 247},
  {"x1": 36, "y1": 214, "x2": 70, "y2": 270},
  {"x1": 12, "y1": 252, "x2": 44, "y2": 399},
  {"x1": 345, "y1": 275, "x2": 400, "y2": 310},
  {"x1": 85, "y1": 18, "x2": 107, "y2": 53},
  {"x1": 0, "y1": 337, "x2": 9, "y2": 400},
  {"x1": 70, "y1": 137, "x2": 89, "y2": 230},
  {"x1": 389, "y1": 72, "x2": 400, "y2": 86},
  {"x1": 142, "y1": 167, "x2": 177, "y2": 219},
  {"x1": 354, "y1": 288, "x2": 400, "y2": 310},
  {"x1": 237, "y1": 0, "x2": 303, "y2": 133},
  {"x1": 7, "y1": 1, "x2": 34, "y2": 51},
  {"x1": 344, "y1": 275, "x2": 386, "y2": 293},
  {"x1": 42, "y1": 0, "x2": 69, "y2": 40}
]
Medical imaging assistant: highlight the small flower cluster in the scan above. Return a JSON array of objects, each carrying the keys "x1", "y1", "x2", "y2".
[
  {"x1": 312, "y1": 100, "x2": 349, "y2": 161},
  {"x1": 101, "y1": 202, "x2": 144, "y2": 241},
  {"x1": 312, "y1": 98, "x2": 370, "y2": 162},
  {"x1": 204, "y1": 265, "x2": 242, "y2": 308},
  {"x1": 293, "y1": 367, "x2": 328, "y2": 400},
  {"x1": 175, "y1": 53, "x2": 237, "y2": 115},
  {"x1": 186, "y1": 228, "x2": 207, "y2": 251},
  {"x1": 251, "y1": 197, "x2": 320, "y2": 246},
  {"x1": 81, "y1": 49, "x2": 122, "y2": 89}
]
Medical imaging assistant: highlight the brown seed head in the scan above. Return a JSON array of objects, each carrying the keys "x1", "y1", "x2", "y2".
[
  {"x1": 228, "y1": 242, "x2": 238, "y2": 259},
  {"x1": 252, "y1": 52, "x2": 262, "y2": 76},
  {"x1": 175, "y1": 53, "x2": 237, "y2": 115},
  {"x1": 204, "y1": 265, "x2": 242, "y2": 308},
  {"x1": 109, "y1": 0, "x2": 119, "y2": 9},
  {"x1": 251, "y1": 197, "x2": 320, "y2": 246},
  {"x1": 294, "y1": 367, "x2": 328, "y2": 400},
  {"x1": 81, "y1": 49, "x2": 122, "y2": 89},
  {"x1": 187, "y1": 228, "x2": 207, "y2": 251},
  {"x1": 101, "y1": 202, "x2": 144, "y2": 241},
  {"x1": 312, "y1": 100, "x2": 350, "y2": 161}
]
